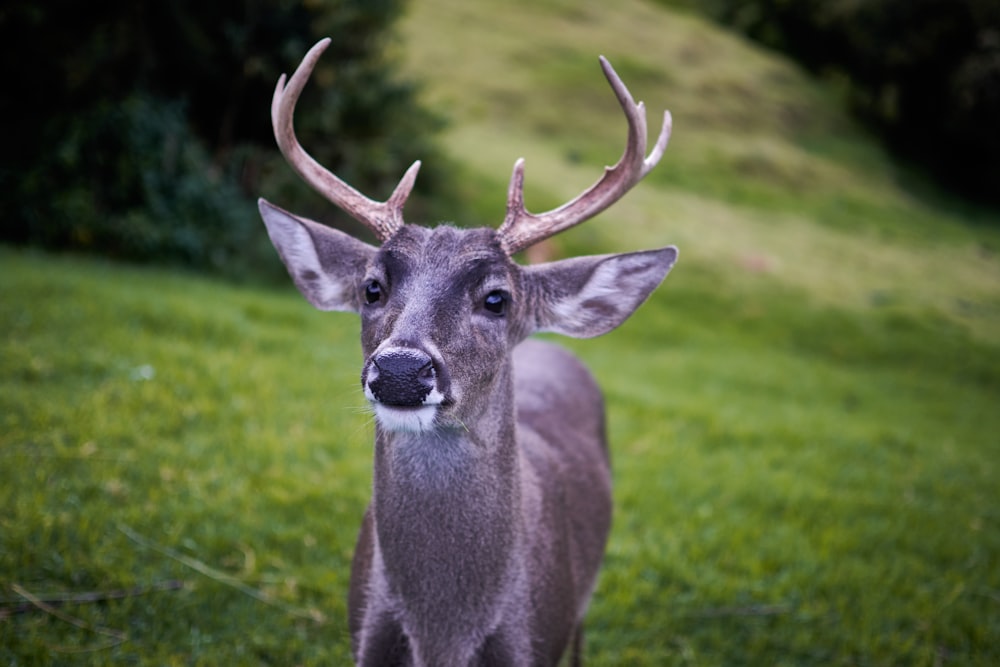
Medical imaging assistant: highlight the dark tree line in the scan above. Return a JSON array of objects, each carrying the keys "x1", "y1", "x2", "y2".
[
  {"x1": 0, "y1": 0, "x2": 443, "y2": 277},
  {"x1": 666, "y1": 0, "x2": 1000, "y2": 206}
]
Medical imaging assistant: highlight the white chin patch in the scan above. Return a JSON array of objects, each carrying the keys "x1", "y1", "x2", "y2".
[
  {"x1": 373, "y1": 404, "x2": 439, "y2": 433},
  {"x1": 366, "y1": 386, "x2": 445, "y2": 433}
]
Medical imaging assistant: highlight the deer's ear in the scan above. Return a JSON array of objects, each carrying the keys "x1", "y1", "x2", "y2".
[
  {"x1": 526, "y1": 247, "x2": 678, "y2": 338},
  {"x1": 259, "y1": 199, "x2": 376, "y2": 312}
]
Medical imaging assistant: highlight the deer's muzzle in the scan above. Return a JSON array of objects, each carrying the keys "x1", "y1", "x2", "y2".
[{"x1": 366, "y1": 348, "x2": 442, "y2": 407}]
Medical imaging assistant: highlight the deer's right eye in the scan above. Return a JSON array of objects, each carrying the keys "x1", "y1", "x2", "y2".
[
  {"x1": 484, "y1": 290, "x2": 508, "y2": 316},
  {"x1": 364, "y1": 281, "x2": 383, "y2": 304}
]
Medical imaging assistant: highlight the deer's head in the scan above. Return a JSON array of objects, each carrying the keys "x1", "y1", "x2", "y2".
[{"x1": 259, "y1": 39, "x2": 678, "y2": 434}]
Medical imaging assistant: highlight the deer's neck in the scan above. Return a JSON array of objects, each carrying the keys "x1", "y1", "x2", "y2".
[{"x1": 371, "y1": 377, "x2": 524, "y2": 630}]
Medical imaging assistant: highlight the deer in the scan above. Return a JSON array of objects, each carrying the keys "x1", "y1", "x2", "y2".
[{"x1": 257, "y1": 38, "x2": 678, "y2": 667}]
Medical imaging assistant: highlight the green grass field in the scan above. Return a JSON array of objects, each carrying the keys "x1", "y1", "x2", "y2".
[{"x1": 4, "y1": 0, "x2": 1000, "y2": 664}]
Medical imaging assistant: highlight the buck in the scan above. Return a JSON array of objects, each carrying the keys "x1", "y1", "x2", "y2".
[{"x1": 258, "y1": 38, "x2": 678, "y2": 666}]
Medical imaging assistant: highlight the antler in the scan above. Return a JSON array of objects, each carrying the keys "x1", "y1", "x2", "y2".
[
  {"x1": 496, "y1": 56, "x2": 672, "y2": 256},
  {"x1": 271, "y1": 38, "x2": 420, "y2": 242}
]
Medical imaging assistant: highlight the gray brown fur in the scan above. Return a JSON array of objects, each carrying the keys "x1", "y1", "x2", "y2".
[{"x1": 257, "y1": 212, "x2": 676, "y2": 665}]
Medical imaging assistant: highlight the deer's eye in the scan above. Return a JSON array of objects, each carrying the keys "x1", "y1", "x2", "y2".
[
  {"x1": 364, "y1": 281, "x2": 383, "y2": 304},
  {"x1": 484, "y1": 290, "x2": 507, "y2": 316}
]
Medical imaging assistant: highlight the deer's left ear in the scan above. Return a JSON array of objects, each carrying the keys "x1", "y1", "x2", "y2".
[
  {"x1": 259, "y1": 199, "x2": 377, "y2": 312},
  {"x1": 525, "y1": 247, "x2": 678, "y2": 338}
]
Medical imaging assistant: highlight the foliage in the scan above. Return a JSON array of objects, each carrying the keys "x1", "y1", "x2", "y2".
[
  {"x1": 657, "y1": 0, "x2": 1000, "y2": 206},
  {"x1": 13, "y1": 94, "x2": 269, "y2": 274},
  {"x1": 0, "y1": 0, "x2": 444, "y2": 276}
]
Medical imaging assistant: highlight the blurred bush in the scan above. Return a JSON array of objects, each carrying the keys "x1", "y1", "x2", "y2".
[
  {"x1": 0, "y1": 0, "x2": 444, "y2": 279},
  {"x1": 662, "y1": 0, "x2": 1000, "y2": 206}
]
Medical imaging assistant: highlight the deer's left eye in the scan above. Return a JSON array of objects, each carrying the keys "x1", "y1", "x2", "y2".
[
  {"x1": 364, "y1": 280, "x2": 383, "y2": 304},
  {"x1": 484, "y1": 290, "x2": 507, "y2": 316}
]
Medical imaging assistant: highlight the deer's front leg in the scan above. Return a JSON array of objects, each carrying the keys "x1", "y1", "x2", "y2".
[
  {"x1": 475, "y1": 632, "x2": 520, "y2": 666},
  {"x1": 357, "y1": 611, "x2": 411, "y2": 667}
]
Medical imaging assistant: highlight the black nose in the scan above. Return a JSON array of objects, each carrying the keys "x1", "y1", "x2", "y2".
[{"x1": 368, "y1": 349, "x2": 436, "y2": 407}]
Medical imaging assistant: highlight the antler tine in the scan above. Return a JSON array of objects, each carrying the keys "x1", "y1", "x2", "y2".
[
  {"x1": 497, "y1": 56, "x2": 672, "y2": 256},
  {"x1": 271, "y1": 38, "x2": 420, "y2": 242}
]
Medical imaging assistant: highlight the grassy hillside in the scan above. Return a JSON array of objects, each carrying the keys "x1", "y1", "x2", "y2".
[
  {"x1": 395, "y1": 0, "x2": 1000, "y2": 342},
  {"x1": 3, "y1": 0, "x2": 1000, "y2": 664}
]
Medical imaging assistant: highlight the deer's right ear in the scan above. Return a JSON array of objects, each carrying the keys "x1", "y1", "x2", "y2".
[{"x1": 259, "y1": 199, "x2": 377, "y2": 313}]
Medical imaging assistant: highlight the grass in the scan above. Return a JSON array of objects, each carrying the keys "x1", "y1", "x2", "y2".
[
  {"x1": 4, "y1": 0, "x2": 1000, "y2": 664},
  {"x1": 1, "y1": 251, "x2": 370, "y2": 663}
]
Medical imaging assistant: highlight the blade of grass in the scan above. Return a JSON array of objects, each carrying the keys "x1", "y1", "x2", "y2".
[{"x1": 116, "y1": 523, "x2": 326, "y2": 624}]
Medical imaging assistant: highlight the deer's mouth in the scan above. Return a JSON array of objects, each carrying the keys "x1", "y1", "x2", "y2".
[{"x1": 369, "y1": 401, "x2": 442, "y2": 433}]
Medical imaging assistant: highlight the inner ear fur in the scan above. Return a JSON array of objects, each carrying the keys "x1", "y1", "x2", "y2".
[
  {"x1": 525, "y1": 246, "x2": 678, "y2": 338},
  {"x1": 258, "y1": 198, "x2": 376, "y2": 312}
]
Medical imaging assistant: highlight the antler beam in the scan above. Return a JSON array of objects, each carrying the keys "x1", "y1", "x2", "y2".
[
  {"x1": 496, "y1": 56, "x2": 672, "y2": 256},
  {"x1": 271, "y1": 38, "x2": 420, "y2": 242}
]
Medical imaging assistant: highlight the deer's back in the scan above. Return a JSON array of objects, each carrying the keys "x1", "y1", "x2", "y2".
[
  {"x1": 513, "y1": 338, "x2": 608, "y2": 459},
  {"x1": 513, "y1": 338, "x2": 612, "y2": 640}
]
